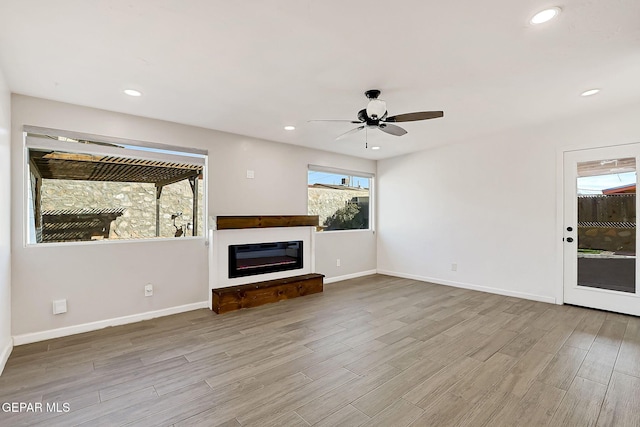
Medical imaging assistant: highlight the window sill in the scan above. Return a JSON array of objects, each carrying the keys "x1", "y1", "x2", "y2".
[
  {"x1": 25, "y1": 235, "x2": 206, "y2": 248},
  {"x1": 315, "y1": 229, "x2": 375, "y2": 235}
]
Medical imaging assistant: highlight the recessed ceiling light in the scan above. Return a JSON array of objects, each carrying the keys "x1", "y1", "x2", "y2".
[
  {"x1": 530, "y1": 7, "x2": 561, "y2": 24},
  {"x1": 284, "y1": 125, "x2": 295, "y2": 131},
  {"x1": 371, "y1": 146, "x2": 381, "y2": 150},
  {"x1": 581, "y1": 89, "x2": 601, "y2": 97},
  {"x1": 124, "y1": 89, "x2": 142, "y2": 97}
]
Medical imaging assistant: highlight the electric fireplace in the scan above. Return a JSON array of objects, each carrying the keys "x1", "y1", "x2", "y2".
[{"x1": 228, "y1": 240, "x2": 303, "y2": 278}]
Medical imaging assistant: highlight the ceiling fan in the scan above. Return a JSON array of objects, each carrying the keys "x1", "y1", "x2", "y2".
[{"x1": 310, "y1": 89, "x2": 444, "y2": 142}]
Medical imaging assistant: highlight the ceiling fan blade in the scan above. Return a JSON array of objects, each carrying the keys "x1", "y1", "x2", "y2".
[
  {"x1": 378, "y1": 123, "x2": 407, "y2": 136},
  {"x1": 308, "y1": 119, "x2": 363, "y2": 124},
  {"x1": 385, "y1": 111, "x2": 444, "y2": 123},
  {"x1": 336, "y1": 126, "x2": 365, "y2": 140}
]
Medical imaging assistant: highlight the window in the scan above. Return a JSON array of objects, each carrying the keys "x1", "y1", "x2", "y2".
[
  {"x1": 25, "y1": 128, "x2": 206, "y2": 244},
  {"x1": 308, "y1": 166, "x2": 373, "y2": 231}
]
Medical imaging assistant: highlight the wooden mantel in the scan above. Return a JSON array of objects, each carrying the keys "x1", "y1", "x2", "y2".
[{"x1": 216, "y1": 215, "x2": 319, "y2": 230}]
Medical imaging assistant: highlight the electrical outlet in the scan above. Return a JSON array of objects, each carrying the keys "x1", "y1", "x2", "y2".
[
  {"x1": 246, "y1": 170, "x2": 255, "y2": 179},
  {"x1": 451, "y1": 263, "x2": 457, "y2": 272},
  {"x1": 145, "y1": 284, "x2": 153, "y2": 297},
  {"x1": 336, "y1": 259, "x2": 341, "y2": 267}
]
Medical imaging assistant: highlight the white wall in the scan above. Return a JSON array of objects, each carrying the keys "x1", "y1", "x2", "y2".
[
  {"x1": 0, "y1": 68, "x2": 11, "y2": 373},
  {"x1": 378, "y1": 102, "x2": 640, "y2": 303},
  {"x1": 11, "y1": 95, "x2": 376, "y2": 340},
  {"x1": 317, "y1": 230, "x2": 377, "y2": 282}
]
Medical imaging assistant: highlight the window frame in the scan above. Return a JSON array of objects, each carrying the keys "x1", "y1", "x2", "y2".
[
  {"x1": 307, "y1": 164, "x2": 375, "y2": 233},
  {"x1": 23, "y1": 126, "x2": 208, "y2": 246}
]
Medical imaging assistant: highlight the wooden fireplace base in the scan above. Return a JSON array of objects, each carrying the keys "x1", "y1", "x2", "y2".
[{"x1": 212, "y1": 273, "x2": 324, "y2": 314}]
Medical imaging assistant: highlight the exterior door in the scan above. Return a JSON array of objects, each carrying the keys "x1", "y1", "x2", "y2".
[{"x1": 564, "y1": 144, "x2": 640, "y2": 315}]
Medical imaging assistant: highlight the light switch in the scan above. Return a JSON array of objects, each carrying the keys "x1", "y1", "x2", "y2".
[
  {"x1": 53, "y1": 299, "x2": 67, "y2": 315},
  {"x1": 246, "y1": 170, "x2": 255, "y2": 179}
]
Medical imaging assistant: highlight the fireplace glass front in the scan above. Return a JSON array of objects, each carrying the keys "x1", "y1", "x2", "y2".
[{"x1": 228, "y1": 240, "x2": 303, "y2": 278}]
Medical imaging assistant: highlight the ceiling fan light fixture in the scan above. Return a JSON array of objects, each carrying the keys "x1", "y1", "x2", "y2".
[
  {"x1": 530, "y1": 7, "x2": 561, "y2": 25},
  {"x1": 366, "y1": 99, "x2": 387, "y2": 120}
]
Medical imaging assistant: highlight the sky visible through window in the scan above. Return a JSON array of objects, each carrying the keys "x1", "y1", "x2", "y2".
[
  {"x1": 308, "y1": 170, "x2": 369, "y2": 188},
  {"x1": 577, "y1": 171, "x2": 636, "y2": 194}
]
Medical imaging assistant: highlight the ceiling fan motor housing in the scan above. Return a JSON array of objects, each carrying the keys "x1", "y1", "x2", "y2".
[{"x1": 358, "y1": 108, "x2": 382, "y2": 126}]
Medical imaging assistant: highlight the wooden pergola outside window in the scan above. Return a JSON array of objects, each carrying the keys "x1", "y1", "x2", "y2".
[{"x1": 27, "y1": 139, "x2": 204, "y2": 243}]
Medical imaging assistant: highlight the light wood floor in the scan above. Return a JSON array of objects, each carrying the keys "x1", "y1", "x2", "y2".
[{"x1": 1, "y1": 274, "x2": 639, "y2": 426}]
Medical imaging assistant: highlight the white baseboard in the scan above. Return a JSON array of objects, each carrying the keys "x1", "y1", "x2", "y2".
[
  {"x1": 324, "y1": 269, "x2": 378, "y2": 284},
  {"x1": 0, "y1": 338, "x2": 13, "y2": 376},
  {"x1": 377, "y1": 270, "x2": 556, "y2": 305},
  {"x1": 13, "y1": 301, "x2": 209, "y2": 346}
]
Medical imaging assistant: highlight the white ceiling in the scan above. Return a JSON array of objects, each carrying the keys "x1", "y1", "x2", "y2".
[{"x1": 0, "y1": 0, "x2": 639, "y2": 160}]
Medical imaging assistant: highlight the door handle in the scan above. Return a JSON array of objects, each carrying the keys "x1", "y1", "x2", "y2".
[{"x1": 566, "y1": 237, "x2": 574, "y2": 243}]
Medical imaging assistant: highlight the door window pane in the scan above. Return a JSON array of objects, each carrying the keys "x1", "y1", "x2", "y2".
[{"x1": 576, "y1": 158, "x2": 636, "y2": 293}]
